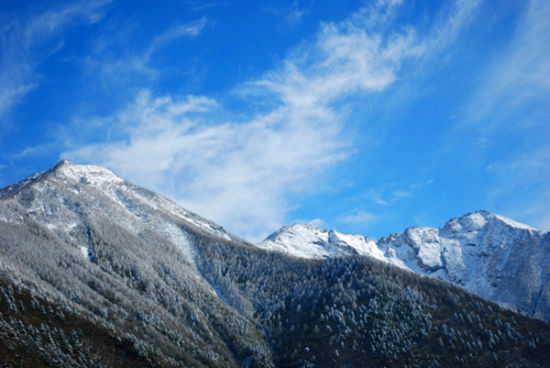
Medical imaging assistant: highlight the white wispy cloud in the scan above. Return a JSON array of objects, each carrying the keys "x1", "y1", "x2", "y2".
[
  {"x1": 86, "y1": 17, "x2": 207, "y2": 86},
  {"x1": 428, "y1": 0, "x2": 481, "y2": 53},
  {"x1": 0, "y1": 84, "x2": 35, "y2": 120},
  {"x1": 285, "y1": 9, "x2": 306, "y2": 26},
  {"x1": 486, "y1": 147, "x2": 550, "y2": 174},
  {"x1": 307, "y1": 218, "x2": 326, "y2": 228},
  {"x1": 264, "y1": 2, "x2": 310, "y2": 26},
  {"x1": 350, "y1": 0, "x2": 404, "y2": 30},
  {"x1": 361, "y1": 179, "x2": 435, "y2": 207},
  {"x1": 467, "y1": 0, "x2": 550, "y2": 125},
  {"x1": 0, "y1": 1, "x2": 111, "y2": 121},
  {"x1": 144, "y1": 17, "x2": 207, "y2": 62},
  {"x1": 485, "y1": 146, "x2": 550, "y2": 231},
  {"x1": 62, "y1": 0, "x2": 475, "y2": 240},
  {"x1": 255, "y1": 13, "x2": 423, "y2": 108},
  {"x1": 64, "y1": 89, "x2": 347, "y2": 240},
  {"x1": 341, "y1": 210, "x2": 377, "y2": 225}
]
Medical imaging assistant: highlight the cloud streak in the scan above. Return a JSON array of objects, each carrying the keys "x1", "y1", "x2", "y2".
[
  {"x1": 85, "y1": 17, "x2": 207, "y2": 88},
  {"x1": 467, "y1": 0, "x2": 550, "y2": 125},
  {"x1": 485, "y1": 146, "x2": 550, "y2": 231},
  {"x1": 0, "y1": 1, "x2": 111, "y2": 121},
  {"x1": 145, "y1": 17, "x2": 207, "y2": 62},
  {"x1": 361, "y1": 179, "x2": 434, "y2": 207},
  {"x1": 341, "y1": 210, "x2": 377, "y2": 226},
  {"x1": 65, "y1": 88, "x2": 348, "y2": 240}
]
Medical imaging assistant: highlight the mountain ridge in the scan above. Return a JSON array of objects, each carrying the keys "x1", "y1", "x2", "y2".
[{"x1": 258, "y1": 211, "x2": 550, "y2": 322}]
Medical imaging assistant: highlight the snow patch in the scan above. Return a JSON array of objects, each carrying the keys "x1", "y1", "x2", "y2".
[
  {"x1": 131, "y1": 188, "x2": 233, "y2": 241},
  {"x1": 159, "y1": 222, "x2": 196, "y2": 264},
  {"x1": 329, "y1": 230, "x2": 385, "y2": 260},
  {"x1": 462, "y1": 212, "x2": 488, "y2": 230},
  {"x1": 80, "y1": 246, "x2": 91, "y2": 261},
  {"x1": 492, "y1": 213, "x2": 537, "y2": 231},
  {"x1": 55, "y1": 161, "x2": 124, "y2": 187}
]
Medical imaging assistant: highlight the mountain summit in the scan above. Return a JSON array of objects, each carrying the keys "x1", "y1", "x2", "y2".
[
  {"x1": 259, "y1": 223, "x2": 382, "y2": 259},
  {"x1": 0, "y1": 160, "x2": 270, "y2": 366},
  {"x1": 259, "y1": 211, "x2": 550, "y2": 321}
]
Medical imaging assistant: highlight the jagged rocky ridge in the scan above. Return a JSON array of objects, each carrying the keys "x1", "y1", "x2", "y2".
[
  {"x1": 258, "y1": 213, "x2": 550, "y2": 322},
  {"x1": 0, "y1": 161, "x2": 549, "y2": 367}
]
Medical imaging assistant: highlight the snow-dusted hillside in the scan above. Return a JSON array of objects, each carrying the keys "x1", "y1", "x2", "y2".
[
  {"x1": 259, "y1": 211, "x2": 550, "y2": 321},
  {"x1": 0, "y1": 160, "x2": 271, "y2": 366},
  {"x1": 0, "y1": 159, "x2": 235, "y2": 247}
]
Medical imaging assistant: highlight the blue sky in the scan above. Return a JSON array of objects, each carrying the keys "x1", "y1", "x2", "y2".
[{"x1": 1, "y1": 0, "x2": 549, "y2": 241}]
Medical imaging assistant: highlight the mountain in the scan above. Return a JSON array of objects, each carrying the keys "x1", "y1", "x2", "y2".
[
  {"x1": 258, "y1": 212, "x2": 550, "y2": 322},
  {"x1": 0, "y1": 160, "x2": 272, "y2": 367},
  {"x1": 258, "y1": 223, "x2": 382, "y2": 259},
  {"x1": 1, "y1": 161, "x2": 549, "y2": 367}
]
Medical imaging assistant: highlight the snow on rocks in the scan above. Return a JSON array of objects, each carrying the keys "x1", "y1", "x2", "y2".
[
  {"x1": 258, "y1": 211, "x2": 549, "y2": 321},
  {"x1": 257, "y1": 223, "x2": 379, "y2": 259},
  {"x1": 0, "y1": 160, "x2": 236, "y2": 268},
  {"x1": 80, "y1": 246, "x2": 92, "y2": 261}
]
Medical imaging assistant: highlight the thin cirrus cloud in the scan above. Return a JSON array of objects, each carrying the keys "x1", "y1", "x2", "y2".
[
  {"x1": 361, "y1": 179, "x2": 434, "y2": 207},
  {"x1": 85, "y1": 17, "x2": 208, "y2": 87},
  {"x1": 0, "y1": 1, "x2": 110, "y2": 122},
  {"x1": 341, "y1": 210, "x2": 377, "y2": 226},
  {"x1": 144, "y1": 17, "x2": 208, "y2": 63},
  {"x1": 485, "y1": 146, "x2": 550, "y2": 231},
  {"x1": 467, "y1": 0, "x2": 550, "y2": 126},
  {"x1": 264, "y1": 2, "x2": 310, "y2": 26},
  {"x1": 64, "y1": 1, "x2": 478, "y2": 240}
]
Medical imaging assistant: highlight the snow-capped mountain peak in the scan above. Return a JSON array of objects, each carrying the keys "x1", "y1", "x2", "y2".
[
  {"x1": 0, "y1": 161, "x2": 272, "y2": 366},
  {"x1": 0, "y1": 160, "x2": 236, "y2": 249},
  {"x1": 443, "y1": 210, "x2": 538, "y2": 234},
  {"x1": 258, "y1": 222, "x2": 381, "y2": 260},
  {"x1": 51, "y1": 159, "x2": 125, "y2": 187},
  {"x1": 0, "y1": 159, "x2": 124, "y2": 200},
  {"x1": 258, "y1": 211, "x2": 550, "y2": 321},
  {"x1": 260, "y1": 223, "x2": 349, "y2": 258}
]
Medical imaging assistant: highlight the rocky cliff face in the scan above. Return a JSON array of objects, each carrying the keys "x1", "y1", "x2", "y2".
[{"x1": 259, "y1": 211, "x2": 550, "y2": 321}]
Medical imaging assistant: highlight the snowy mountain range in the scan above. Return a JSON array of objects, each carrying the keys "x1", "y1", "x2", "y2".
[
  {"x1": 0, "y1": 160, "x2": 549, "y2": 367},
  {"x1": 258, "y1": 212, "x2": 550, "y2": 321}
]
